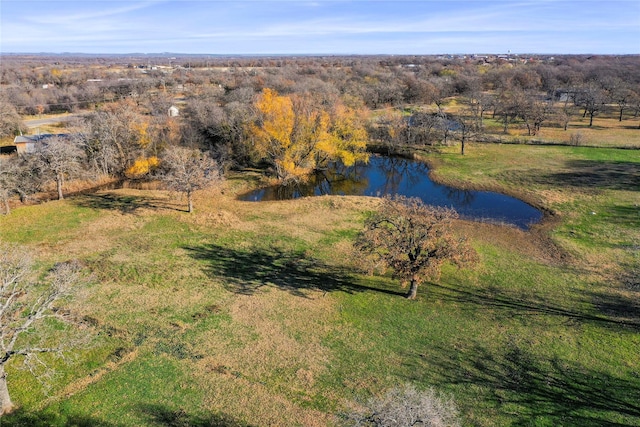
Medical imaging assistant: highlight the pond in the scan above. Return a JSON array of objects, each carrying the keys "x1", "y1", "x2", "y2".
[{"x1": 238, "y1": 155, "x2": 543, "y2": 230}]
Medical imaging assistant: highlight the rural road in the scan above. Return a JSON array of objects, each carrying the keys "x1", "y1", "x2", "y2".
[{"x1": 23, "y1": 114, "x2": 83, "y2": 128}]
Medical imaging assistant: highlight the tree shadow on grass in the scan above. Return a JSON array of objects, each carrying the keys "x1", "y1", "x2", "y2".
[
  {"x1": 590, "y1": 289, "x2": 640, "y2": 325},
  {"x1": 138, "y1": 404, "x2": 253, "y2": 427},
  {"x1": 605, "y1": 204, "x2": 640, "y2": 229},
  {"x1": 183, "y1": 243, "x2": 404, "y2": 298},
  {"x1": 427, "y1": 282, "x2": 640, "y2": 331},
  {"x1": 72, "y1": 192, "x2": 184, "y2": 214},
  {"x1": 1, "y1": 408, "x2": 120, "y2": 427},
  {"x1": 525, "y1": 160, "x2": 640, "y2": 192},
  {"x1": 405, "y1": 341, "x2": 640, "y2": 426}
]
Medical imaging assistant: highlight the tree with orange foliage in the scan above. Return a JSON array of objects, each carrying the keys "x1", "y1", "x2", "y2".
[{"x1": 249, "y1": 88, "x2": 369, "y2": 182}]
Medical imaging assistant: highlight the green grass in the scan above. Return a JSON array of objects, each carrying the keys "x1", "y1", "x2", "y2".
[{"x1": 1, "y1": 141, "x2": 639, "y2": 426}]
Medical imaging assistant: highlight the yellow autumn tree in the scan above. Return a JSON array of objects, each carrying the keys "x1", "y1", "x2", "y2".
[
  {"x1": 132, "y1": 120, "x2": 152, "y2": 149},
  {"x1": 250, "y1": 88, "x2": 369, "y2": 181},
  {"x1": 125, "y1": 156, "x2": 160, "y2": 178}
]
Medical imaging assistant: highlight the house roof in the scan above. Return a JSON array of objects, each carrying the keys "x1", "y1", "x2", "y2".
[{"x1": 13, "y1": 134, "x2": 69, "y2": 144}]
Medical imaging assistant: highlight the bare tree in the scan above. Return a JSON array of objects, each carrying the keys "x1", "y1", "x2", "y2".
[
  {"x1": 345, "y1": 384, "x2": 461, "y2": 427},
  {"x1": 454, "y1": 114, "x2": 476, "y2": 156},
  {"x1": 82, "y1": 100, "x2": 147, "y2": 177},
  {"x1": 355, "y1": 195, "x2": 477, "y2": 299},
  {"x1": 0, "y1": 96, "x2": 23, "y2": 139},
  {"x1": 0, "y1": 156, "x2": 43, "y2": 214},
  {"x1": 0, "y1": 243, "x2": 87, "y2": 415},
  {"x1": 160, "y1": 146, "x2": 222, "y2": 213},
  {"x1": 576, "y1": 83, "x2": 606, "y2": 126},
  {"x1": 34, "y1": 136, "x2": 86, "y2": 200},
  {"x1": 0, "y1": 157, "x2": 18, "y2": 214}
]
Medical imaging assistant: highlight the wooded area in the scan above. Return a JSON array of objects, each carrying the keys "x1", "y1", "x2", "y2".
[{"x1": 1, "y1": 54, "x2": 639, "y2": 212}]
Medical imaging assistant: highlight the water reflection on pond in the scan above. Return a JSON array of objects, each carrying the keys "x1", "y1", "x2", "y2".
[{"x1": 239, "y1": 155, "x2": 543, "y2": 230}]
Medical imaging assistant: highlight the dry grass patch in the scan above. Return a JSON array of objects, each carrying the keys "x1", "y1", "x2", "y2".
[
  {"x1": 457, "y1": 220, "x2": 568, "y2": 267},
  {"x1": 194, "y1": 367, "x2": 333, "y2": 426},
  {"x1": 189, "y1": 287, "x2": 339, "y2": 425},
  {"x1": 197, "y1": 287, "x2": 333, "y2": 383}
]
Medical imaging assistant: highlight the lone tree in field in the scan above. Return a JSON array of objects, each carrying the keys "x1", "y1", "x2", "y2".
[
  {"x1": 355, "y1": 196, "x2": 477, "y2": 299},
  {"x1": 160, "y1": 146, "x2": 222, "y2": 213},
  {"x1": 0, "y1": 243, "x2": 87, "y2": 415}
]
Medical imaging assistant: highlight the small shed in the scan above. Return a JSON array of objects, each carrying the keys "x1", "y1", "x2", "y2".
[
  {"x1": 13, "y1": 135, "x2": 40, "y2": 154},
  {"x1": 168, "y1": 105, "x2": 179, "y2": 117},
  {"x1": 13, "y1": 134, "x2": 69, "y2": 154}
]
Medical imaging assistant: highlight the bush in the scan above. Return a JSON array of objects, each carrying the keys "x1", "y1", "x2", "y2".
[
  {"x1": 345, "y1": 384, "x2": 461, "y2": 427},
  {"x1": 569, "y1": 132, "x2": 584, "y2": 146}
]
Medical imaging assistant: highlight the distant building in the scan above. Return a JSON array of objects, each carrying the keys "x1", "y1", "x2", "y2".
[
  {"x1": 168, "y1": 105, "x2": 179, "y2": 117},
  {"x1": 12, "y1": 134, "x2": 70, "y2": 154},
  {"x1": 13, "y1": 135, "x2": 40, "y2": 154}
]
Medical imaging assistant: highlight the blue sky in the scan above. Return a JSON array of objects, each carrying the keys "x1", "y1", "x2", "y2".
[{"x1": 1, "y1": 1, "x2": 638, "y2": 54}]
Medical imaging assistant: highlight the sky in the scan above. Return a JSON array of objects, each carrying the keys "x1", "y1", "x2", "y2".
[{"x1": 1, "y1": 0, "x2": 639, "y2": 55}]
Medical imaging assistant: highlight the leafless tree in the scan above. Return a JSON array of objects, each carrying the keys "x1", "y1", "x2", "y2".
[
  {"x1": 517, "y1": 94, "x2": 553, "y2": 136},
  {"x1": 355, "y1": 195, "x2": 477, "y2": 299},
  {"x1": 345, "y1": 384, "x2": 461, "y2": 427},
  {"x1": 34, "y1": 136, "x2": 86, "y2": 200},
  {"x1": 0, "y1": 96, "x2": 23, "y2": 139},
  {"x1": 0, "y1": 157, "x2": 20, "y2": 214},
  {"x1": 0, "y1": 243, "x2": 88, "y2": 415},
  {"x1": 609, "y1": 82, "x2": 635, "y2": 122},
  {"x1": 453, "y1": 113, "x2": 477, "y2": 156},
  {"x1": 160, "y1": 146, "x2": 223, "y2": 213},
  {"x1": 576, "y1": 83, "x2": 606, "y2": 126},
  {"x1": 82, "y1": 100, "x2": 146, "y2": 177}
]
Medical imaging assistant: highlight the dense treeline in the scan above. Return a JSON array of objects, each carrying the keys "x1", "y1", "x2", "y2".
[
  {"x1": 1, "y1": 54, "x2": 639, "y2": 212},
  {"x1": 2, "y1": 54, "x2": 639, "y2": 117}
]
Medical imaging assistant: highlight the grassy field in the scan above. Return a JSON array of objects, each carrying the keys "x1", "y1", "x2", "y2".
[
  {"x1": 1, "y1": 140, "x2": 639, "y2": 426},
  {"x1": 480, "y1": 114, "x2": 640, "y2": 149}
]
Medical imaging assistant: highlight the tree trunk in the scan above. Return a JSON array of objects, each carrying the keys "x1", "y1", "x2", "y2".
[
  {"x1": 406, "y1": 277, "x2": 419, "y2": 299},
  {"x1": 0, "y1": 365, "x2": 13, "y2": 416},
  {"x1": 57, "y1": 173, "x2": 64, "y2": 200},
  {"x1": 187, "y1": 191, "x2": 193, "y2": 213}
]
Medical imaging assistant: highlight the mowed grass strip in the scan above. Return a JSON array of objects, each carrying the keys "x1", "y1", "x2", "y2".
[{"x1": 1, "y1": 142, "x2": 639, "y2": 426}]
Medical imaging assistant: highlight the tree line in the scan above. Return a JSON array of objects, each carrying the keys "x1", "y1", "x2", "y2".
[{"x1": 1, "y1": 54, "x2": 639, "y2": 212}]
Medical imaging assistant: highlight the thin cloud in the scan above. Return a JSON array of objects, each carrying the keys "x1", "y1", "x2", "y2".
[
  {"x1": 1, "y1": 0, "x2": 638, "y2": 54},
  {"x1": 24, "y1": 1, "x2": 163, "y2": 26}
]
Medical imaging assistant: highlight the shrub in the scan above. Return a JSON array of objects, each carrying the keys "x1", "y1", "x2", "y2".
[{"x1": 345, "y1": 384, "x2": 461, "y2": 427}]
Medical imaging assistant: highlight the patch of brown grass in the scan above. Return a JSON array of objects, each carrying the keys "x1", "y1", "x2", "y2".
[
  {"x1": 456, "y1": 219, "x2": 568, "y2": 267},
  {"x1": 187, "y1": 287, "x2": 338, "y2": 426}
]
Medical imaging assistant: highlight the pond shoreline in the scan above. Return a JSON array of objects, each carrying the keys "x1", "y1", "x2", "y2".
[
  {"x1": 239, "y1": 148, "x2": 545, "y2": 230},
  {"x1": 366, "y1": 143, "x2": 559, "y2": 231}
]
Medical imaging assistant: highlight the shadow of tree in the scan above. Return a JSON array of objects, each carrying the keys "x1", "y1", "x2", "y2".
[
  {"x1": 405, "y1": 341, "x2": 640, "y2": 426},
  {"x1": 606, "y1": 204, "x2": 640, "y2": 228},
  {"x1": 1, "y1": 408, "x2": 120, "y2": 426},
  {"x1": 427, "y1": 283, "x2": 640, "y2": 331},
  {"x1": 72, "y1": 192, "x2": 183, "y2": 214},
  {"x1": 526, "y1": 160, "x2": 640, "y2": 192},
  {"x1": 138, "y1": 404, "x2": 253, "y2": 427},
  {"x1": 183, "y1": 243, "x2": 404, "y2": 298},
  {"x1": 590, "y1": 289, "x2": 640, "y2": 325}
]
